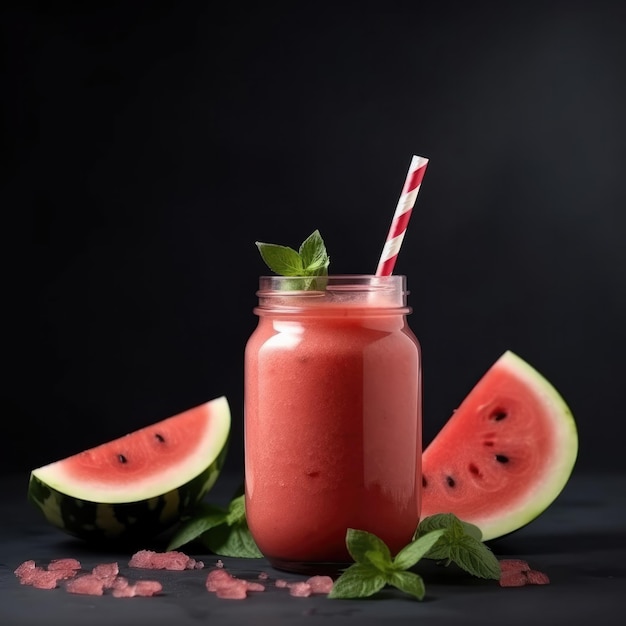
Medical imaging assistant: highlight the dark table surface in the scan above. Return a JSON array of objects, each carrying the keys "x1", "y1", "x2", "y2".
[{"x1": 1, "y1": 469, "x2": 624, "y2": 626}]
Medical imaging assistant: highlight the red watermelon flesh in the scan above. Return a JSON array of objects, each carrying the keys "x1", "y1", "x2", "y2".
[
  {"x1": 421, "y1": 351, "x2": 578, "y2": 541},
  {"x1": 32, "y1": 397, "x2": 230, "y2": 503}
]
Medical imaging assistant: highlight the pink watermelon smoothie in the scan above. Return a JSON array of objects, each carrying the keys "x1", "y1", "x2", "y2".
[{"x1": 245, "y1": 284, "x2": 421, "y2": 572}]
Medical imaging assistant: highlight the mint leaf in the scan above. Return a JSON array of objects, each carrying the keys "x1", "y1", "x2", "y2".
[
  {"x1": 388, "y1": 570, "x2": 426, "y2": 600},
  {"x1": 201, "y1": 494, "x2": 262, "y2": 558},
  {"x1": 256, "y1": 229, "x2": 329, "y2": 284},
  {"x1": 392, "y1": 528, "x2": 446, "y2": 570},
  {"x1": 299, "y1": 229, "x2": 330, "y2": 275},
  {"x1": 166, "y1": 503, "x2": 228, "y2": 551},
  {"x1": 202, "y1": 518, "x2": 263, "y2": 558},
  {"x1": 328, "y1": 563, "x2": 386, "y2": 599},
  {"x1": 417, "y1": 513, "x2": 482, "y2": 541},
  {"x1": 460, "y1": 521, "x2": 483, "y2": 542},
  {"x1": 332, "y1": 528, "x2": 435, "y2": 600},
  {"x1": 364, "y1": 549, "x2": 394, "y2": 572},
  {"x1": 167, "y1": 494, "x2": 262, "y2": 558},
  {"x1": 346, "y1": 528, "x2": 393, "y2": 567},
  {"x1": 225, "y1": 494, "x2": 246, "y2": 524},
  {"x1": 255, "y1": 243, "x2": 304, "y2": 276},
  {"x1": 416, "y1": 513, "x2": 500, "y2": 579},
  {"x1": 331, "y1": 516, "x2": 500, "y2": 601},
  {"x1": 415, "y1": 513, "x2": 469, "y2": 561},
  {"x1": 448, "y1": 535, "x2": 500, "y2": 579}
]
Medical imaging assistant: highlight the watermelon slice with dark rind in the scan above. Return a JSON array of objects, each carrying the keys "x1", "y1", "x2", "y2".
[
  {"x1": 421, "y1": 351, "x2": 578, "y2": 542},
  {"x1": 28, "y1": 396, "x2": 230, "y2": 544}
]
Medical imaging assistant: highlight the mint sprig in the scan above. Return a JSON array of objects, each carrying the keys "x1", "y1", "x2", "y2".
[
  {"x1": 330, "y1": 514, "x2": 501, "y2": 600},
  {"x1": 415, "y1": 513, "x2": 501, "y2": 579},
  {"x1": 166, "y1": 494, "x2": 262, "y2": 559},
  {"x1": 329, "y1": 528, "x2": 446, "y2": 600},
  {"x1": 256, "y1": 229, "x2": 330, "y2": 288}
]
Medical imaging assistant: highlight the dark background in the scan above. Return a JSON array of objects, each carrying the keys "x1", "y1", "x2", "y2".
[{"x1": 2, "y1": 1, "x2": 625, "y2": 478}]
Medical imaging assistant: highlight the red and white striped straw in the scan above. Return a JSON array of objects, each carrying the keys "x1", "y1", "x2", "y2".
[{"x1": 375, "y1": 155, "x2": 429, "y2": 276}]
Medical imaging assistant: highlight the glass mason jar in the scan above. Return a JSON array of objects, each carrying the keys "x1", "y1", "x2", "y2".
[{"x1": 244, "y1": 275, "x2": 422, "y2": 574}]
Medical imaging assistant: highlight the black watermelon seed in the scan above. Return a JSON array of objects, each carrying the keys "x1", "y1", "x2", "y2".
[
  {"x1": 422, "y1": 475, "x2": 428, "y2": 488},
  {"x1": 118, "y1": 454, "x2": 128, "y2": 464},
  {"x1": 446, "y1": 476, "x2": 456, "y2": 488},
  {"x1": 155, "y1": 433, "x2": 165, "y2": 443},
  {"x1": 495, "y1": 454, "x2": 509, "y2": 463},
  {"x1": 491, "y1": 409, "x2": 508, "y2": 421}
]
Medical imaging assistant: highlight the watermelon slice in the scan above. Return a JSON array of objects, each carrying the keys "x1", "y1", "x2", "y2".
[
  {"x1": 421, "y1": 351, "x2": 578, "y2": 541},
  {"x1": 28, "y1": 396, "x2": 231, "y2": 544}
]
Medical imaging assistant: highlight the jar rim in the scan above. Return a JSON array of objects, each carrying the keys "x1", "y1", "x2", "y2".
[
  {"x1": 256, "y1": 275, "x2": 410, "y2": 311},
  {"x1": 259, "y1": 273, "x2": 406, "y2": 287}
]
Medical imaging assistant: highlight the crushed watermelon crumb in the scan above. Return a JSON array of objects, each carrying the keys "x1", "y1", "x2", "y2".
[
  {"x1": 206, "y1": 568, "x2": 236, "y2": 592},
  {"x1": 499, "y1": 559, "x2": 531, "y2": 572},
  {"x1": 14, "y1": 560, "x2": 37, "y2": 577},
  {"x1": 205, "y1": 567, "x2": 267, "y2": 599},
  {"x1": 92, "y1": 562, "x2": 119, "y2": 580},
  {"x1": 498, "y1": 559, "x2": 551, "y2": 587},
  {"x1": 128, "y1": 549, "x2": 203, "y2": 571},
  {"x1": 14, "y1": 559, "x2": 80, "y2": 589},
  {"x1": 306, "y1": 575, "x2": 334, "y2": 594},
  {"x1": 65, "y1": 574, "x2": 107, "y2": 596},
  {"x1": 112, "y1": 579, "x2": 163, "y2": 598},
  {"x1": 288, "y1": 581, "x2": 312, "y2": 597},
  {"x1": 48, "y1": 558, "x2": 81, "y2": 571},
  {"x1": 526, "y1": 570, "x2": 550, "y2": 585}
]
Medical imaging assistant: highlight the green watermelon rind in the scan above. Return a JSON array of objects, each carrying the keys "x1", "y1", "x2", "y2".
[
  {"x1": 27, "y1": 396, "x2": 231, "y2": 543},
  {"x1": 422, "y1": 351, "x2": 579, "y2": 542}
]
